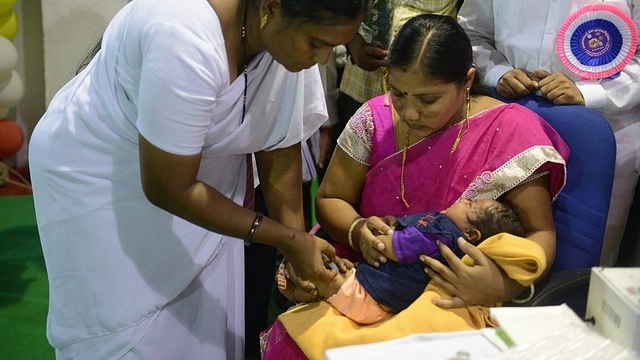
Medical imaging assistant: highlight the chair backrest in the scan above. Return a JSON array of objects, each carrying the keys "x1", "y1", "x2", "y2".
[{"x1": 507, "y1": 96, "x2": 616, "y2": 271}]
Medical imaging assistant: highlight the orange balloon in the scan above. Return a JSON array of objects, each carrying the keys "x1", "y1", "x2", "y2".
[{"x1": 0, "y1": 119, "x2": 23, "y2": 158}]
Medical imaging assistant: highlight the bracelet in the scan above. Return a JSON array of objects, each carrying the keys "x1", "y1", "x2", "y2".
[
  {"x1": 244, "y1": 212, "x2": 263, "y2": 246},
  {"x1": 347, "y1": 218, "x2": 367, "y2": 250},
  {"x1": 510, "y1": 283, "x2": 535, "y2": 304}
]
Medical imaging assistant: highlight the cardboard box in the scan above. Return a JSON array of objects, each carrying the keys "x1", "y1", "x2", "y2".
[{"x1": 585, "y1": 267, "x2": 640, "y2": 352}]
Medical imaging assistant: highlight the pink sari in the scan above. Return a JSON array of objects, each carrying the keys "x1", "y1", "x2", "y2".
[
  {"x1": 359, "y1": 95, "x2": 567, "y2": 216},
  {"x1": 261, "y1": 95, "x2": 569, "y2": 359}
]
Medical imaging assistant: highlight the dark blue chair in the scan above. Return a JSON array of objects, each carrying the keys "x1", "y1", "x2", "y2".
[{"x1": 499, "y1": 95, "x2": 617, "y2": 317}]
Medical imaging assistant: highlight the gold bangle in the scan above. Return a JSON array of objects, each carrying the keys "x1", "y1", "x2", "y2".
[
  {"x1": 244, "y1": 212, "x2": 263, "y2": 246},
  {"x1": 347, "y1": 218, "x2": 367, "y2": 250},
  {"x1": 510, "y1": 283, "x2": 535, "y2": 304}
]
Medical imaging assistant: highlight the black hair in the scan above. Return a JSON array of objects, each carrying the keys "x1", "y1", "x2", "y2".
[
  {"x1": 249, "y1": 0, "x2": 371, "y2": 25},
  {"x1": 77, "y1": 0, "x2": 371, "y2": 74},
  {"x1": 468, "y1": 201, "x2": 526, "y2": 240},
  {"x1": 76, "y1": 35, "x2": 102, "y2": 75},
  {"x1": 387, "y1": 13, "x2": 489, "y2": 96},
  {"x1": 280, "y1": 0, "x2": 370, "y2": 23}
]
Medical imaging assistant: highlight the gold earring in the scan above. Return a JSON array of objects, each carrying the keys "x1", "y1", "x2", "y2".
[
  {"x1": 260, "y1": 14, "x2": 268, "y2": 29},
  {"x1": 451, "y1": 88, "x2": 471, "y2": 154},
  {"x1": 460, "y1": 88, "x2": 470, "y2": 118}
]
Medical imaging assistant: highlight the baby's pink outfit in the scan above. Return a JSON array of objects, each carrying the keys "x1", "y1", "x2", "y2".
[{"x1": 326, "y1": 268, "x2": 392, "y2": 324}]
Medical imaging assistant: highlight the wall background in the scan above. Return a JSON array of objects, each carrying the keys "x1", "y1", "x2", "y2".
[{"x1": 10, "y1": 0, "x2": 127, "y2": 166}]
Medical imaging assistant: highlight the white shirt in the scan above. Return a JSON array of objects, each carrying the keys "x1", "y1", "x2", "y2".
[
  {"x1": 458, "y1": 0, "x2": 640, "y2": 267},
  {"x1": 458, "y1": 0, "x2": 640, "y2": 131}
]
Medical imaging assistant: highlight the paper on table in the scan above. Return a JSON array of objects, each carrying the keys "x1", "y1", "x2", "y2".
[
  {"x1": 490, "y1": 304, "x2": 640, "y2": 360},
  {"x1": 325, "y1": 305, "x2": 638, "y2": 360},
  {"x1": 489, "y1": 303, "x2": 587, "y2": 346},
  {"x1": 491, "y1": 324, "x2": 640, "y2": 360},
  {"x1": 325, "y1": 328, "x2": 510, "y2": 360}
]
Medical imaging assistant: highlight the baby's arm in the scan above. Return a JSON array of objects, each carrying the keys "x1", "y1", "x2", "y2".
[
  {"x1": 277, "y1": 256, "x2": 355, "y2": 304},
  {"x1": 392, "y1": 226, "x2": 454, "y2": 263},
  {"x1": 375, "y1": 218, "x2": 450, "y2": 264}
]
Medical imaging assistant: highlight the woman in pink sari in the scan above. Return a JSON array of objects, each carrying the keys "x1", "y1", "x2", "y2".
[{"x1": 262, "y1": 14, "x2": 569, "y2": 359}]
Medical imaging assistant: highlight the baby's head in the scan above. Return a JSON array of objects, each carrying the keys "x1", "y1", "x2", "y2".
[{"x1": 442, "y1": 199, "x2": 525, "y2": 243}]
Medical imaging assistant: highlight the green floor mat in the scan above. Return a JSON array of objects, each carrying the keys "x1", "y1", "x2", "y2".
[{"x1": 0, "y1": 195, "x2": 54, "y2": 359}]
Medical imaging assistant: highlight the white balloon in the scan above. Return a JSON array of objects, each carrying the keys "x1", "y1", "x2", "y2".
[
  {"x1": 0, "y1": 36, "x2": 18, "y2": 78},
  {"x1": 0, "y1": 69, "x2": 23, "y2": 108}
]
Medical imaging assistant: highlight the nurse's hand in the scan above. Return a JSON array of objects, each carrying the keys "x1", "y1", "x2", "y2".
[
  {"x1": 281, "y1": 258, "x2": 318, "y2": 298},
  {"x1": 420, "y1": 237, "x2": 520, "y2": 308},
  {"x1": 280, "y1": 234, "x2": 337, "y2": 291}
]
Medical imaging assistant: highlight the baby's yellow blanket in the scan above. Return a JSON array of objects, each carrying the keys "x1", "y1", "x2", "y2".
[{"x1": 278, "y1": 233, "x2": 546, "y2": 360}]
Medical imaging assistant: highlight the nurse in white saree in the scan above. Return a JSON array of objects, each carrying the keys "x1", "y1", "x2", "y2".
[{"x1": 28, "y1": 0, "x2": 368, "y2": 358}]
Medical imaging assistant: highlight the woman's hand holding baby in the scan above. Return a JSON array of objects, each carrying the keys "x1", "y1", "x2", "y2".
[{"x1": 357, "y1": 216, "x2": 395, "y2": 267}]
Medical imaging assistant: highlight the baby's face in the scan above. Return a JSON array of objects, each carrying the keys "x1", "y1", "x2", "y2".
[{"x1": 442, "y1": 199, "x2": 500, "y2": 230}]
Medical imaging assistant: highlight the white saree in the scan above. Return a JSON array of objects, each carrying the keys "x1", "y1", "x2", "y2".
[{"x1": 28, "y1": 0, "x2": 327, "y2": 358}]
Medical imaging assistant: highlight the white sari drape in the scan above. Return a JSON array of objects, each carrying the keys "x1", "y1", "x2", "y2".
[{"x1": 29, "y1": 0, "x2": 327, "y2": 358}]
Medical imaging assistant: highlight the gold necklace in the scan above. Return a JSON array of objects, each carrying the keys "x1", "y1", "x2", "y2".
[
  {"x1": 450, "y1": 88, "x2": 471, "y2": 154},
  {"x1": 400, "y1": 128, "x2": 411, "y2": 208},
  {"x1": 399, "y1": 88, "x2": 471, "y2": 208}
]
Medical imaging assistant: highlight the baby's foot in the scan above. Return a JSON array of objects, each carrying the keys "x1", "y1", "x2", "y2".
[
  {"x1": 276, "y1": 263, "x2": 318, "y2": 303},
  {"x1": 276, "y1": 267, "x2": 291, "y2": 298}
]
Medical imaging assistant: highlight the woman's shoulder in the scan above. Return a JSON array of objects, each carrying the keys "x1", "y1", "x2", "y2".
[
  {"x1": 353, "y1": 95, "x2": 397, "y2": 137},
  {"x1": 347, "y1": 101, "x2": 376, "y2": 137},
  {"x1": 474, "y1": 95, "x2": 504, "y2": 110},
  {"x1": 363, "y1": 94, "x2": 389, "y2": 109},
  {"x1": 471, "y1": 95, "x2": 506, "y2": 115},
  {"x1": 132, "y1": 0, "x2": 225, "y2": 44},
  {"x1": 359, "y1": 94, "x2": 393, "y2": 125},
  {"x1": 472, "y1": 96, "x2": 541, "y2": 119}
]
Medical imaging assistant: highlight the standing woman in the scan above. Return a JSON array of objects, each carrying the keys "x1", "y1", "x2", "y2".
[{"x1": 28, "y1": 0, "x2": 367, "y2": 358}]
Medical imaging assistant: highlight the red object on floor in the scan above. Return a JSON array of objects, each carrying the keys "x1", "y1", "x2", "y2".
[{"x1": 0, "y1": 120, "x2": 24, "y2": 158}]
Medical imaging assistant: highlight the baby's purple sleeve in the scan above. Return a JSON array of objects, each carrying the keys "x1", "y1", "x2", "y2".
[{"x1": 392, "y1": 227, "x2": 450, "y2": 263}]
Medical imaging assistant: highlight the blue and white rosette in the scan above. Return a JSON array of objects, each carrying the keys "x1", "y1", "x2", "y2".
[{"x1": 557, "y1": 4, "x2": 638, "y2": 79}]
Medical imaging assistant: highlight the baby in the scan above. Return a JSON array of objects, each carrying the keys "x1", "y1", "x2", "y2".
[{"x1": 277, "y1": 198, "x2": 525, "y2": 324}]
